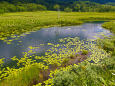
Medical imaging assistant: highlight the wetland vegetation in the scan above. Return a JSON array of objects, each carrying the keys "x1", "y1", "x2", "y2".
[
  {"x1": 0, "y1": 11, "x2": 115, "y2": 44},
  {"x1": 0, "y1": 11, "x2": 114, "y2": 86},
  {"x1": 0, "y1": 0, "x2": 115, "y2": 86}
]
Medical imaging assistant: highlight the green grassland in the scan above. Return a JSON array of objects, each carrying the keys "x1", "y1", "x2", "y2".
[{"x1": 0, "y1": 11, "x2": 115, "y2": 43}]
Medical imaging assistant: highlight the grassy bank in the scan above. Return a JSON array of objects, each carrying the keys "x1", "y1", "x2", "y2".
[
  {"x1": 0, "y1": 65, "x2": 40, "y2": 86},
  {"x1": 0, "y1": 11, "x2": 115, "y2": 44},
  {"x1": 102, "y1": 21, "x2": 115, "y2": 33}
]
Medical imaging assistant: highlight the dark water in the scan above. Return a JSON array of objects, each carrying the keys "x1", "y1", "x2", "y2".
[{"x1": 0, "y1": 22, "x2": 112, "y2": 59}]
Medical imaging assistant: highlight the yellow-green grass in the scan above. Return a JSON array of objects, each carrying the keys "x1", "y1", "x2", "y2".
[
  {"x1": 102, "y1": 21, "x2": 115, "y2": 33},
  {"x1": 0, "y1": 64, "x2": 40, "y2": 86},
  {"x1": 0, "y1": 11, "x2": 115, "y2": 43}
]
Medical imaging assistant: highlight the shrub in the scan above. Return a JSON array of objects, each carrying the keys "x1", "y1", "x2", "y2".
[
  {"x1": 37, "y1": 4, "x2": 47, "y2": 11},
  {"x1": 0, "y1": 9, "x2": 5, "y2": 14},
  {"x1": 64, "y1": 7, "x2": 73, "y2": 12},
  {"x1": 16, "y1": 6, "x2": 27, "y2": 12},
  {"x1": 53, "y1": 56, "x2": 115, "y2": 86}
]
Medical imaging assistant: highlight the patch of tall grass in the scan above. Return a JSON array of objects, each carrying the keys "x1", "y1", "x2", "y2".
[
  {"x1": 0, "y1": 64, "x2": 40, "y2": 86},
  {"x1": 102, "y1": 21, "x2": 115, "y2": 33}
]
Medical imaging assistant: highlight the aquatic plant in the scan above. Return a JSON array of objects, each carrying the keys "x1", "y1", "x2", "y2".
[
  {"x1": 81, "y1": 50, "x2": 89, "y2": 55},
  {"x1": 0, "y1": 37, "x2": 112, "y2": 86}
]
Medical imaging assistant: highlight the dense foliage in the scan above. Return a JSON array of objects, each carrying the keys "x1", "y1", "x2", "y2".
[
  {"x1": 52, "y1": 56, "x2": 115, "y2": 86},
  {"x1": 0, "y1": 0, "x2": 115, "y2": 13},
  {"x1": 0, "y1": 2, "x2": 46, "y2": 13},
  {"x1": 0, "y1": 0, "x2": 115, "y2": 4},
  {"x1": 73, "y1": 1, "x2": 115, "y2": 12}
]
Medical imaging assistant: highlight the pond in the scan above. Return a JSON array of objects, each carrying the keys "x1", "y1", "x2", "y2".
[{"x1": 0, "y1": 22, "x2": 113, "y2": 60}]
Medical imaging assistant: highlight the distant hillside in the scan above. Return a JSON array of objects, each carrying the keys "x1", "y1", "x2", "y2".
[
  {"x1": 0, "y1": 0, "x2": 115, "y2": 4},
  {"x1": 0, "y1": 0, "x2": 115, "y2": 13},
  {"x1": 78, "y1": 0, "x2": 115, "y2": 4}
]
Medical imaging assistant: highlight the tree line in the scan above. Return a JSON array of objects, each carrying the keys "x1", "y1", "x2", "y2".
[
  {"x1": 0, "y1": 1, "x2": 47, "y2": 13},
  {"x1": 0, "y1": 1, "x2": 115, "y2": 13}
]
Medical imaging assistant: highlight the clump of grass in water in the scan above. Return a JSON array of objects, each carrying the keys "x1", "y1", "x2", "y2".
[
  {"x1": 70, "y1": 54, "x2": 76, "y2": 59},
  {"x1": 81, "y1": 50, "x2": 89, "y2": 55}
]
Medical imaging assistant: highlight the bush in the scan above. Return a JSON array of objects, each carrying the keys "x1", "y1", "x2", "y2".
[
  {"x1": 0, "y1": 2, "x2": 17, "y2": 12},
  {"x1": 0, "y1": 9, "x2": 5, "y2": 14},
  {"x1": 64, "y1": 7, "x2": 72, "y2": 12},
  {"x1": 37, "y1": 4, "x2": 47, "y2": 11},
  {"x1": 53, "y1": 71, "x2": 78, "y2": 86},
  {"x1": 26, "y1": 3, "x2": 39, "y2": 11},
  {"x1": 0, "y1": 2, "x2": 47, "y2": 13},
  {"x1": 6, "y1": 4, "x2": 17, "y2": 12},
  {"x1": 16, "y1": 6, "x2": 27, "y2": 12},
  {"x1": 53, "y1": 56, "x2": 115, "y2": 86}
]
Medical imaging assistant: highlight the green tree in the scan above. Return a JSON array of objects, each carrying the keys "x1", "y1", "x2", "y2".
[
  {"x1": 74, "y1": 3, "x2": 81, "y2": 12},
  {"x1": 26, "y1": 3, "x2": 38, "y2": 11},
  {"x1": 16, "y1": 6, "x2": 27, "y2": 12},
  {"x1": 37, "y1": 4, "x2": 47, "y2": 11},
  {"x1": 54, "y1": 4, "x2": 60, "y2": 11},
  {"x1": 64, "y1": 7, "x2": 72, "y2": 12},
  {"x1": 0, "y1": 9, "x2": 4, "y2": 14}
]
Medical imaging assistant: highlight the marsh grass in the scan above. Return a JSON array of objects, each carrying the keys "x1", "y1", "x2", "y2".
[
  {"x1": 0, "y1": 11, "x2": 115, "y2": 43},
  {"x1": 0, "y1": 65, "x2": 40, "y2": 86},
  {"x1": 81, "y1": 50, "x2": 89, "y2": 55},
  {"x1": 102, "y1": 21, "x2": 115, "y2": 33},
  {"x1": 0, "y1": 11, "x2": 115, "y2": 86}
]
